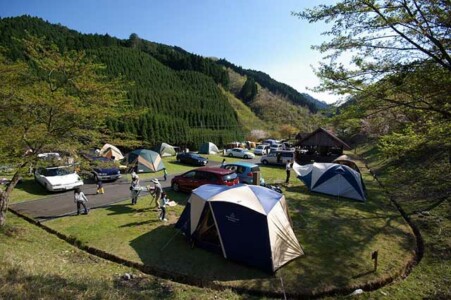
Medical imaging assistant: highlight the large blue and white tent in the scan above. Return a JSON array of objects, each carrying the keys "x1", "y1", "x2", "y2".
[
  {"x1": 175, "y1": 184, "x2": 303, "y2": 272},
  {"x1": 293, "y1": 162, "x2": 366, "y2": 201}
]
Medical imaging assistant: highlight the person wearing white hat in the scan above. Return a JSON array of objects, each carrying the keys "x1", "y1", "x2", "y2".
[
  {"x1": 151, "y1": 178, "x2": 162, "y2": 209},
  {"x1": 130, "y1": 175, "x2": 140, "y2": 205}
]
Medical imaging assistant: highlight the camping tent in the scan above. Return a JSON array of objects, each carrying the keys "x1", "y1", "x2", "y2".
[
  {"x1": 175, "y1": 184, "x2": 304, "y2": 272},
  {"x1": 99, "y1": 143, "x2": 124, "y2": 161},
  {"x1": 333, "y1": 155, "x2": 361, "y2": 173},
  {"x1": 124, "y1": 149, "x2": 165, "y2": 173},
  {"x1": 198, "y1": 142, "x2": 219, "y2": 154},
  {"x1": 154, "y1": 143, "x2": 177, "y2": 157},
  {"x1": 293, "y1": 162, "x2": 366, "y2": 201}
]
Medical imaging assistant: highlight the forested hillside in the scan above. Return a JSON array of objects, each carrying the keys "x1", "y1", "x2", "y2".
[
  {"x1": 225, "y1": 68, "x2": 323, "y2": 135},
  {"x1": 0, "y1": 15, "x2": 327, "y2": 147},
  {"x1": 218, "y1": 59, "x2": 329, "y2": 112},
  {"x1": 0, "y1": 16, "x2": 242, "y2": 149}
]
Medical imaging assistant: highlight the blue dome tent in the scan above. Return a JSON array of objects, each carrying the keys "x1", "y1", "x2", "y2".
[{"x1": 293, "y1": 162, "x2": 366, "y2": 201}]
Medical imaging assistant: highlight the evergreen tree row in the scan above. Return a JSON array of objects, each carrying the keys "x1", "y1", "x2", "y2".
[{"x1": 0, "y1": 16, "x2": 244, "y2": 149}]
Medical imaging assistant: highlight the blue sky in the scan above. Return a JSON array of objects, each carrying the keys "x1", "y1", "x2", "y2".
[{"x1": 0, "y1": 0, "x2": 339, "y2": 103}]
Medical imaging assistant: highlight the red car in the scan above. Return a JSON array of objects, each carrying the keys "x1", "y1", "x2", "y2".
[{"x1": 171, "y1": 167, "x2": 239, "y2": 192}]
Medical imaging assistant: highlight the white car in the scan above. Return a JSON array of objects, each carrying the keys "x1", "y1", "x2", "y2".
[
  {"x1": 226, "y1": 148, "x2": 255, "y2": 159},
  {"x1": 34, "y1": 165, "x2": 84, "y2": 192},
  {"x1": 254, "y1": 144, "x2": 270, "y2": 155}
]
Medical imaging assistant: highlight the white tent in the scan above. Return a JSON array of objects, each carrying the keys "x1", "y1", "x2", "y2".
[
  {"x1": 99, "y1": 143, "x2": 124, "y2": 161},
  {"x1": 198, "y1": 142, "x2": 220, "y2": 154}
]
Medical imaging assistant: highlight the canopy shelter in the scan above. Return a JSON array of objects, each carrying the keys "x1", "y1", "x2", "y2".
[
  {"x1": 293, "y1": 162, "x2": 366, "y2": 201},
  {"x1": 124, "y1": 149, "x2": 165, "y2": 173},
  {"x1": 99, "y1": 143, "x2": 124, "y2": 161},
  {"x1": 175, "y1": 184, "x2": 304, "y2": 272},
  {"x1": 296, "y1": 127, "x2": 351, "y2": 155}
]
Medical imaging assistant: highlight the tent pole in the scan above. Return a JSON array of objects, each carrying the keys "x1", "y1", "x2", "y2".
[
  {"x1": 278, "y1": 274, "x2": 287, "y2": 300},
  {"x1": 160, "y1": 230, "x2": 180, "y2": 252}
]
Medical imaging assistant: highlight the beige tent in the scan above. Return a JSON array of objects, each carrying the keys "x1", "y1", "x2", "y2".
[
  {"x1": 333, "y1": 155, "x2": 360, "y2": 173},
  {"x1": 100, "y1": 144, "x2": 124, "y2": 161},
  {"x1": 175, "y1": 184, "x2": 303, "y2": 272}
]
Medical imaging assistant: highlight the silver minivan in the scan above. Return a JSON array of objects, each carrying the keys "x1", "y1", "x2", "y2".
[
  {"x1": 260, "y1": 150, "x2": 295, "y2": 165},
  {"x1": 254, "y1": 144, "x2": 270, "y2": 155}
]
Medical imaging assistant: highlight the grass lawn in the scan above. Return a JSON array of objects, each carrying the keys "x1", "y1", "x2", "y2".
[
  {"x1": 45, "y1": 155, "x2": 416, "y2": 296},
  {"x1": 350, "y1": 143, "x2": 451, "y2": 299},
  {"x1": 0, "y1": 211, "x2": 243, "y2": 299}
]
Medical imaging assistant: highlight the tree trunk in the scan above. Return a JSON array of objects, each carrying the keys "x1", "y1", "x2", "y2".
[
  {"x1": 0, "y1": 189, "x2": 9, "y2": 226},
  {"x1": 0, "y1": 170, "x2": 23, "y2": 226}
]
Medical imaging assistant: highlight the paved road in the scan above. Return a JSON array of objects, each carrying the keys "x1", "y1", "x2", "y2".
[
  {"x1": 10, "y1": 175, "x2": 174, "y2": 222},
  {"x1": 10, "y1": 156, "x2": 262, "y2": 222}
]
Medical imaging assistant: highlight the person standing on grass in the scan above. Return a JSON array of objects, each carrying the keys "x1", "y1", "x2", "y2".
[
  {"x1": 285, "y1": 160, "x2": 292, "y2": 184},
  {"x1": 74, "y1": 187, "x2": 89, "y2": 215},
  {"x1": 151, "y1": 178, "x2": 162, "y2": 209},
  {"x1": 159, "y1": 192, "x2": 169, "y2": 221},
  {"x1": 221, "y1": 158, "x2": 226, "y2": 167}
]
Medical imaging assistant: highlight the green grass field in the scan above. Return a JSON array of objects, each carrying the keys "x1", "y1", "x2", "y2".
[
  {"x1": 0, "y1": 211, "x2": 244, "y2": 299},
  {"x1": 44, "y1": 155, "x2": 415, "y2": 296}
]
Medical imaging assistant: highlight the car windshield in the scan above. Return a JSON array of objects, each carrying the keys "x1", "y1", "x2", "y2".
[
  {"x1": 44, "y1": 166, "x2": 74, "y2": 176},
  {"x1": 191, "y1": 154, "x2": 201, "y2": 159}
]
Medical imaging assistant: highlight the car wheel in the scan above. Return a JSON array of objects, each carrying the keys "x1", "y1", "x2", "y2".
[
  {"x1": 228, "y1": 153, "x2": 233, "y2": 157},
  {"x1": 172, "y1": 182, "x2": 180, "y2": 192},
  {"x1": 243, "y1": 155, "x2": 248, "y2": 159},
  {"x1": 262, "y1": 160, "x2": 268, "y2": 165}
]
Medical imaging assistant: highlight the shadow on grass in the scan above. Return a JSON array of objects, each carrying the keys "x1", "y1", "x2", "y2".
[
  {"x1": 129, "y1": 225, "x2": 271, "y2": 282},
  {"x1": 12, "y1": 178, "x2": 49, "y2": 196},
  {"x1": 279, "y1": 183, "x2": 415, "y2": 292}
]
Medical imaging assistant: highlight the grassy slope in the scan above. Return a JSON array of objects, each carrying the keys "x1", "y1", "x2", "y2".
[
  {"x1": 0, "y1": 212, "x2": 242, "y2": 299},
  {"x1": 225, "y1": 67, "x2": 320, "y2": 134},
  {"x1": 45, "y1": 156, "x2": 415, "y2": 296},
  {"x1": 351, "y1": 143, "x2": 451, "y2": 299},
  {"x1": 220, "y1": 87, "x2": 269, "y2": 133}
]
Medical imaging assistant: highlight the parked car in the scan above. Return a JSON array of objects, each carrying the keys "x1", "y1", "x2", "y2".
[
  {"x1": 176, "y1": 152, "x2": 208, "y2": 166},
  {"x1": 34, "y1": 165, "x2": 84, "y2": 192},
  {"x1": 222, "y1": 162, "x2": 265, "y2": 185},
  {"x1": 171, "y1": 167, "x2": 239, "y2": 192},
  {"x1": 254, "y1": 144, "x2": 270, "y2": 156},
  {"x1": 225, "y1": 148, "x2": 255, "y2": 159},
  {"x1": 261, "y1": 150, "x2": 295, "y2": 165},
  {"x1": 82, "y1": 153, "x2": 121, "y2": 181},
  {"x1": 270, "y1": 144, "x2": 284, "y2": 152}
]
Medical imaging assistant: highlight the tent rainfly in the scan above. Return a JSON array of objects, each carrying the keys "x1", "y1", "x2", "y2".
[
  {"x1": 99, "y1": 143, "x2": 124, "y2": 161},
  {"x1": 293, "y1": 162, "x2": 366, "y2": 201},
  {"x1": 333, "y1": 155, "x2": 361, "y2": 173},
  {"x1": 154, "y1": 143, "x2": 177, "y2": 157},
  {"x1": 175, "y1": 184, "x2": 304, "y2": 272},
  {"x1": 124, "y1": 149, "x2": 165, "y2": 173},
  {"x1": 198, "y1": 142, "x2": 219, "y2": 154}
]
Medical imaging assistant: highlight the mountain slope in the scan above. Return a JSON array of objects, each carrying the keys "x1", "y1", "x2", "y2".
[
  {"x1": 218, "y1": 59, "x2": 328, "y2": 112},
  {"x1": 0, "y1": 16, "x2": 243, "y2": 148}
]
